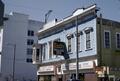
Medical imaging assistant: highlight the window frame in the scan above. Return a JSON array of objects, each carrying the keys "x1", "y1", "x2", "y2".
[
  {"x1": 28, "y1": 30, "x2": 34, "y2": 36},
  {"x1": 104, "y1": 30, "x2": 111, "y2": 48},
  {"x1": 26, "y1": 58, "x2": 32, "y2": 63},
  {"x1": 67, "y1": 37, "x2": 72, "y2": 53},
  {"x1": 27, "y1": 48, "x2": 33, "y2": 55},
  {"x1": 42, "y1": 43, "x2": 46, "y2": 60},
  {"x1": 27, "y1": 39, "x2": 34, "y2": 45},
  {"x1": 116, "y1": 32, "x2": 120, "y2": 49},
  {"x1": 49, "y1": 41, "x2": 53, "y2": 59},
  {"x1": 86, "y1": 32, "x2": 91, "y2": 50}
]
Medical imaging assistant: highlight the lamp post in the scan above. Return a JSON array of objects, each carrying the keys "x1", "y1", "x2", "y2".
[{"x1": 7, "y1": 43, "x2": 16, "y2": 81}]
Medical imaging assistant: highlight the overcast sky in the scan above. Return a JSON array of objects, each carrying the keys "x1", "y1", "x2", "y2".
[{"x1": 3, "y1": 0, "x2": 120, "y2": 22}]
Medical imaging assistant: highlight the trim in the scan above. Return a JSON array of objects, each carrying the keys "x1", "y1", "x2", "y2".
[
  {"x1": 85, "y1": 48, "x2": 93, "y2": 51},
  {"x1": 38, "y1": 15, "x2": 97, "y2": 40},
  {"x1": 38, "y1": 55, "x2": 97, "y2": 66}
]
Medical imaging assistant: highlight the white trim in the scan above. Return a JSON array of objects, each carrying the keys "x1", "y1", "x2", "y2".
[{"x1": 104, "y1": 30, "x2": 111, "y2": 48}]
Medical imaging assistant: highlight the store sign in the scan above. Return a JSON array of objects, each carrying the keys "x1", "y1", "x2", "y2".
[
  {"x1": 53, "y1": 41, "x2": 66, "y2": 55},
  {"x1": 38, "y1": 65, "x2": 54, "y2": 72},
  {"x1": 61, "y1": 60, "x2": 97, "y2": 70}
]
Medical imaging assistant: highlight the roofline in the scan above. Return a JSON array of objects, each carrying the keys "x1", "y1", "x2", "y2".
[{"x1": 37, "y1": 4, "x2": 98, "y2": 36}]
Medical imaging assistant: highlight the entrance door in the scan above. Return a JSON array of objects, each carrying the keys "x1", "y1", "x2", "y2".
[{"x1": 44, "y1": 75, "x2": 51, "y2": 81}]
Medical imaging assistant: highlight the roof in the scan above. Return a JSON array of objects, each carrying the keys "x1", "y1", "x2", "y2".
[{"x1": 37, "y1": 4, "x2": 98, "y2": 36}]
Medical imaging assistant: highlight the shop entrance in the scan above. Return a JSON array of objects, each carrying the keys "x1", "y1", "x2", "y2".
[
  {"x1": 70, "y1": 73, "x2": 85, "y2": 81},
  {"x1": 44, "y1": 75, "x2": 51, "y2": 81}
]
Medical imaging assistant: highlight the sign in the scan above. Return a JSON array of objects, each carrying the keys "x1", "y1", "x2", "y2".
[
  {"x1": 61, "y1": 60, "x2": 97, "y2": 70},
  {"x1": 38, "y1": 65, "x2": 54, "y2": 72},
  {"x1": 53, "y1": 41, "x2": 66, "y2": 55}
]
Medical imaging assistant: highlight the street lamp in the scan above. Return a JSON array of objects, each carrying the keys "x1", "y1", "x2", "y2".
[{"x1": 7, "y1": 43, "x2": 16, "y2": 81}]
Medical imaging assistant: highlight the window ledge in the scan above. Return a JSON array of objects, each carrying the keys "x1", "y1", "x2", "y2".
[
  {"x1": 79, "y1": 51, "x2": 82, "y2": 53},
  {"x1": 68, "y1": 52, "x2": 73, "y2": 54},
  {"x1": 85, "y1": 48, "x2": 93, "y2": 51}
]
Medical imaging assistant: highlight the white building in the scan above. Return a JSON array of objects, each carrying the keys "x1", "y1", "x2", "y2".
[
  {"x1": 33, "y1": 4, "x2": 120, "y2": 81},
  {"x1": 0, "y1": 12, "x2": 44, "y2": 81}
]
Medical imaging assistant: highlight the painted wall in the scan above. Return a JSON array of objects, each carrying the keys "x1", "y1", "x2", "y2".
[
  {"x1": 97, "y1": 18, "x2": 120, "y2": 67},
  {"x1": 38, "y1": 18, "x2": 97, "y2": 63}
]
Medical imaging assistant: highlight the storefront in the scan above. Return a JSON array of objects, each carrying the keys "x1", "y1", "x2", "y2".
[{"x1": 37, "y1": 59, "x2": 98, "y2": 81}]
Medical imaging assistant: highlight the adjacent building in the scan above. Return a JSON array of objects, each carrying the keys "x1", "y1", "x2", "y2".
[
  {"x1": 33, "y1": 5, "x2": 120, "y2": 81},
  {"x1": 0, "y1": 12, "x2": 44, "y2": 81}
]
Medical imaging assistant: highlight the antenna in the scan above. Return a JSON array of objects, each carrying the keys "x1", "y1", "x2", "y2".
[{"x1": 45, "y1": 10, "x2": 53, "y2": 23}]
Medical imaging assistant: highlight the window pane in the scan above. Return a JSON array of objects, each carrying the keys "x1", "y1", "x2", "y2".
[
  {"x1": 27, "y1": 39, "x2": 34, "y2": 45},
  {"x1": 117, "y1": 33, "x2": 120, "y2": 48},
  {"x1": 27, "y1": 48, "x2": 33, "y2": 55},
  {"x1": 104, "y1": 31, "x2": 110, "y2": 48},
  {"x1": 26, "y1": 58, "x2": 32, "y2": 63},
  {"x1": 42, "y1": 44, "x2": 46, "y2": 60},
  {"x1": 68, "y1": 38, "x2": 71, "y2": 52},
  {"x1": 49, "y1": 41, "x2": 52, "y2": 59},
  {"x1": 86, "y1": 32, "x2": 91, "y2": 49},
  {"x1": 28, "y1": 30, "x2": 34, "y2": 36}
]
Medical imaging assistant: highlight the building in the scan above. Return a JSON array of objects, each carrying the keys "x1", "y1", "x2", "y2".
[
  {"x1": 32, "y1": 5, "x2": 120, "y2": 81},
  {"x1": 0, "y1": 0, "x2": 4, "y2": 26},
  {"x1": 0, "y1": 12, "x2": 44, "y2": 81}
]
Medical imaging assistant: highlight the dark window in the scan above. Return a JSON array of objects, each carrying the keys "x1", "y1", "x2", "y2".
[
  {"x1": 42, "y1": 44, "x2": 46, "y2": 60},
  {"x1": 27, "y1": 39, "x2": 34, "y2": 45},
  {"x1": 104, "y1": 31, "x2": 110, "y2": 48},
  {"x1": 49, "y1": 41, "x2": 52, "y2": 59},
  {"x1": 86, "y1": 32, "x2": 91, "y2": 49},
  {"x1": 28, "y1": 30, "x2": 34, "y2": 36},
  {"x1": 68, "y1": 38, "x2": 71, "y2": 52},
  {"x1": 36, "y1": 49, "x2": 40, "y2": 60},
  {"x1": 26, "y1": 58, "x2": 32, "y2": 63},
  {"x1": 116, "y1": 33, "x2": 120, "y2": 48},
  {"x1": 27, "y1": 48, "x2": 33, "y2": 55}
]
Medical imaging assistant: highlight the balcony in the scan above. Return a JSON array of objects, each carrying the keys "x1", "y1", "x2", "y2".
[{"x1": 32, "y1": 44, "x2": 42, "y2": 64}]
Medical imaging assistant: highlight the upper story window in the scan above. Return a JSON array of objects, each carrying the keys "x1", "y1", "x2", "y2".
[
  {"x1": 28, "y1": 30, "x2": 34, "y2": 36},
  {"x1": 26, "y1": 58, "x2": 32, "y2": 63},
  {"x1": 49, "y1": 41, "x2": 52, "y2": 59},
  {"x1": 104, "y1": 31, "x2": 110, "y2": 48},
  {"x1": 67, "y1": 34, "x2": 73, "y2": 53},
  {"x1": 84, "y1": 27, "x2": 93, "y2": 50},
  {"x1": 27, "y1": 48, "x2": 33, "y2": 55},
  {"x1": 42, "y1": 44, "x2": 46, "y2": 60},
  {"x1": 116, "y1": 33, "x2": 120, "y2": 49},
  {"x1": 75, "y1": 31, "x2": 83, "y2": 51},
  {"x1": 86, "y1": 32, "x2": 91, "y2": 49},
  {"x1": 68, "y1": 38, "x2": 71, "y2": 52},
  {"x1": 27, "y1": 39, "x2": 34, "y2": 45},
  {"x1": 54, "y1": 38, "x2": 60, "y2": 57}
]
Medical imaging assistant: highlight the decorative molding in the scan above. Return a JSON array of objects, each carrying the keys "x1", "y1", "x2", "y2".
[
  {"x1": 66, "y1": 34, "x2": 74, "y2": 39},
  {"x1": 84, "y1": 27, "x2": 93, "y2": 33}
]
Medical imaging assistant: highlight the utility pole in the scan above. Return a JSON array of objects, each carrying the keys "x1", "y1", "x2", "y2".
[
  {"x1": 76, "y1": 16, "x2": 79, "y2": 80},
  {"x1": 8, "y1": 44, "x2": 16, "y2": 81}
]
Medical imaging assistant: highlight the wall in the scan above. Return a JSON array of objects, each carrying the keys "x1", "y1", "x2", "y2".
[
  {"x1": 97, "y1": 18, "x2": 120, "y2": 67},
  {"x1": 1, "y1": 12, "x2": 43, "y2": 81},
  {"x1": 38, "y1": 18, "x2": 97, "y2": 63}
]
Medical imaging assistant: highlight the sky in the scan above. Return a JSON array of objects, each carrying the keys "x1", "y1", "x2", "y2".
[{"x1": 2, "y1": 0, "x2": 120, "y2": 22}]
